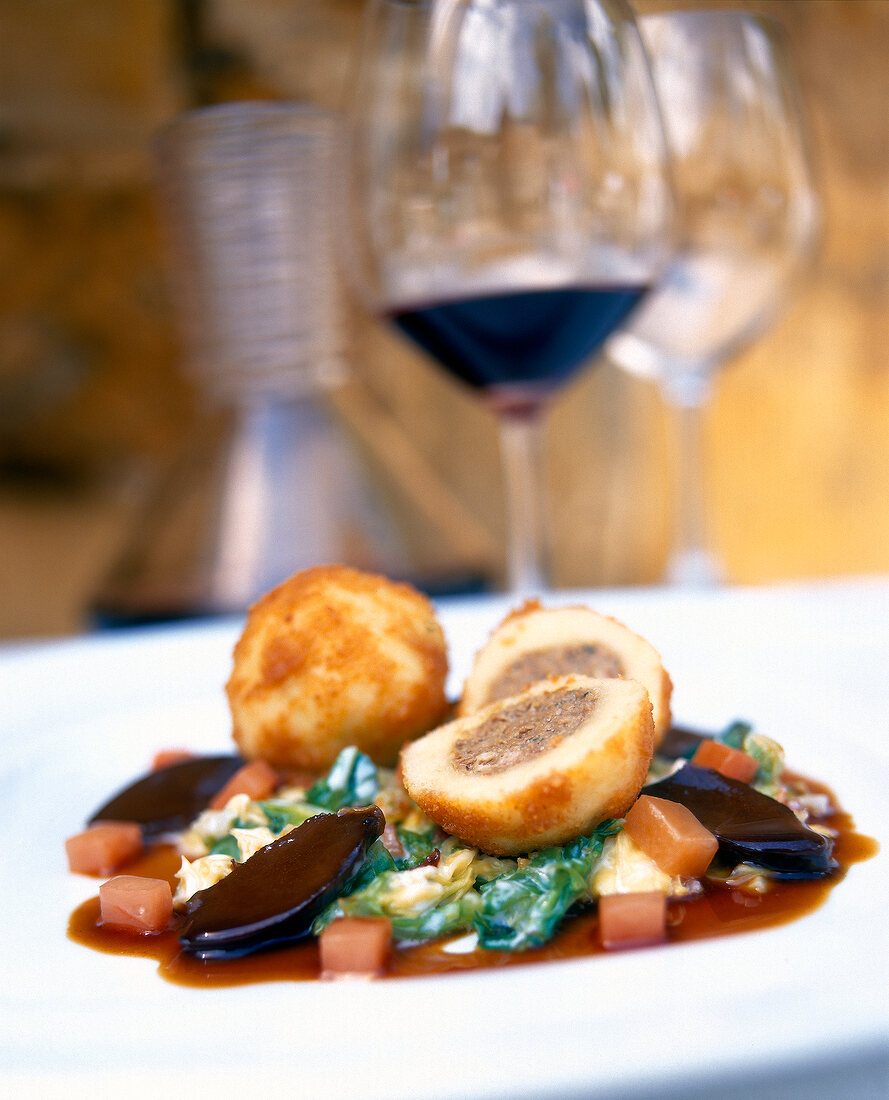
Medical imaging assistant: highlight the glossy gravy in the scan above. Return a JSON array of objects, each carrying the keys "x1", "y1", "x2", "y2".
[{"x1": 68, "y1": 775, "x2": 877, "y2": 986}]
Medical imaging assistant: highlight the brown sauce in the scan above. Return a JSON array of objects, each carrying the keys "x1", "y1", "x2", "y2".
[{"x1": 68, "y1": 774, "x2": 877, "y2": 987}]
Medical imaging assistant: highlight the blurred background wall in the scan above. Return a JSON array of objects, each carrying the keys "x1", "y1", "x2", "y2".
[{"x1": 1, "y1": 0, "x2": 887, "y2": 638}]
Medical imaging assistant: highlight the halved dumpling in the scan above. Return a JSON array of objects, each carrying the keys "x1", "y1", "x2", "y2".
[
  {"x1": 458, "y1": 602, "x2": 672, "y2": 745},
  {"x1": 401, "y1": 674, "x2": 654, "y2": 856}
]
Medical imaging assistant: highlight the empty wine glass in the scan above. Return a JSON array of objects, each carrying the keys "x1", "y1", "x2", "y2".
[
  {"x1": 343, "y1": 0, "x2": 674, "y2": 593},
  {"x1": 608, "y1": 9, "x2": 820, "y2": 585}
]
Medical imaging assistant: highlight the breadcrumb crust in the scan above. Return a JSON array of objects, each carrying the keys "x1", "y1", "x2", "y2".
[
  {"x1": 226, "y1": 565, "x2": 449, "y2": 770},
  {"x1": 402, "y1": 675, "x2": 655, "y2": 855}
]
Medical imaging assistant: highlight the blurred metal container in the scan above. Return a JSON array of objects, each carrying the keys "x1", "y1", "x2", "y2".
[
  {"x1": 157, "y1": 101, "x2": 347, "y2": 403},
  {"x1": 93, "y1": 102, "x2": 411, "y2": 624}
]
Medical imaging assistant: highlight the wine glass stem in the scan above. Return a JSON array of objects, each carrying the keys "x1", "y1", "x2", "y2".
[
  {"x1": 498, "y1": 410, "x2": 548, "y2": 595},
  {"x1": 663, "y1": 374, "x2": 722, "y2": 586}
]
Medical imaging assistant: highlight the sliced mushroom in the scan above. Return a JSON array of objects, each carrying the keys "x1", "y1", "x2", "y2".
[
  {"x1": 89, "y1": 755, "x2": 245, "y2": 838},
  {"x1": 179, "y1": 805, "x2": 385, "y2": 957},
  {"x1": 644, "y1": 764, "x2": 835, "y2": 875}
]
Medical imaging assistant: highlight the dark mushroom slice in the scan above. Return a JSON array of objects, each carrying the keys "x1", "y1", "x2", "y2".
[
  {"x1": 179, "y1": 805, "x2": 385, "y2": 958},
  {"x1": 656, "y1": 726, "x2": 709, "y2": 760},
  {"x1": 88, "y1": 755, "x2": 245, "y2": 838},
  {"x1": 643, "y1": 763, "x2": 835, "y2": 876}
]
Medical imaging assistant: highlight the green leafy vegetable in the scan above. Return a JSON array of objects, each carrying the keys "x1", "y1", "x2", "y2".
[
  {"x1": 209, "y1": 811, "x2": 281, "y2": 858},
  {"x1": 316, "y1": 823, "x2": 623, "y2": 950},
  {"x1": 209, "y1": 834, "x2": 242, "y2": 859},
  {"x1": 394, "y1": 826, "x2": 441, "y2": 870},
  {"x1": 474, "y1": 822, "x2": 620, "y2": 951},
  {"x1": 305, "y1": 746, "x2": 379, "y2": 811},
  {"x1": 314, "y1": 841, "x2": 483, "y2": 940},
  {"x1": 717, "y1": 720, "x2": 753, "y2": 749},
  {"x1": 259, "y1": 799, "x2": 327, "y2": 833},
  {"x1": 335, "y1": 879, "x2": 482, "y2": 941},
  {"x1": 349, "y1": 838, "x2": 398, "y2": 891},
  {"x1": 741, "y1": 732, "x2": 785, "y2": 792}
]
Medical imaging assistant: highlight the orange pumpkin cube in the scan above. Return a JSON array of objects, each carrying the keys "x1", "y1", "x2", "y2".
[
  {"x1": 65, "y1": 821, "x2": 143, "y2": 876},
  {"x1": 151, "y1": 748, "x2": 195, "y2": 770},
  {"x1": 99, "y1": 876, "x2": 173, "y2": 934},
  {"x1": 691, "y1": 738, "x2": 759, "y2": 783},
  {"x1": 623, "y1": 794, "x2": 719, "y2": 877},
  {"x1": 597, "y1": 891, "x2": 666, "y2": 950},
  {"x1": 209, "y1": 759, "x2": 280, "y2": 809},
  {"x1": 319, "y1": 917, "x2": 392, "y2": 978}
]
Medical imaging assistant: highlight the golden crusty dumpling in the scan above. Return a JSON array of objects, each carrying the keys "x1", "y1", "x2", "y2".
[
  {"x1": 401, "y1": 674, "x2": 655, "y2": 856},
  {"x1": 458, "y1": 601, "x2": 672, "y2": 745},
  {"x1": 226, "y1": 565, "x2": 449, "y2": 771}
]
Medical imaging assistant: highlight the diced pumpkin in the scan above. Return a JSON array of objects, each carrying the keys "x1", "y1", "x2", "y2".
[
  {"x1": 151, "y1": 748, "x2": 196, "y2": 770},
  {"x1": 319, "y1": 917, "x2": 392, "y2": 978},
  {"x1": 65, "y1": 821, "x2": 143, "y2": 876},
  {"x1": 280, "y1": 767, "x2": 322, "y2": 791},
  {"x1": 623, "y1": 794, "x2": 719, "y2": 878},
  {"x1": 99, "y1": 876, "x2": 173, "y2": 934},
  {"x1": 597, "y1": 891, "x2": 666, "y2": 950},
  {"x1": 209, "y1": 759, "x2": 280, "y2": 809},
  {"x1": 691, "y1": 738, "x2": 759, "y2": 784}
]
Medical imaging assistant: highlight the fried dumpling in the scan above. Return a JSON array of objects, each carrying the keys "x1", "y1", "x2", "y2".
[
  {"x1": 458, "y1": 602, "x2": 672, "y2": 745},
  {"x1": 226, "y1": 565, "x2": 449, "y2": 770},
  {"x1": 401, "y1": 674, "x2": 655, "y2": 856}
]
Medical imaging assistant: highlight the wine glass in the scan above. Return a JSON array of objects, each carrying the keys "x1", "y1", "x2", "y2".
[
  {"x1": 607, "y1": 10, "x2": 820, "y2": 586},
  {"x1": 343, "y1": 0, "x2": 674, "y2": 593}
]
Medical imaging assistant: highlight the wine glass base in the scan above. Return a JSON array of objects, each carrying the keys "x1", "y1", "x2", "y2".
[{"x1": 665, "y1": 548, "x2": 723, "y2": 587}]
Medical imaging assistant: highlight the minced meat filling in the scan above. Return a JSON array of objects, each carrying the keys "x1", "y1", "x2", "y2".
[
  {"x1": 485, "y1": 643, "x2": 624, "y2": 703},
  {"x1": 452, "y1": 687, "x2": 597, "y2": 775}
]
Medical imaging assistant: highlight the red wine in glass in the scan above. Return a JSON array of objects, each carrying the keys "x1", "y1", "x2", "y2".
[
  {"x1": 345, "y1": 0, "x2": 674, "y2": 591},
  {"x1": 387, "y1": 284, "x2": 648, "y2": 415}
]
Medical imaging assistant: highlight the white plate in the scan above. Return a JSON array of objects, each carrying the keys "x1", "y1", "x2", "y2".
[{"x1": 2, "y1": 580, "x2": 888, "y2": 1099}]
